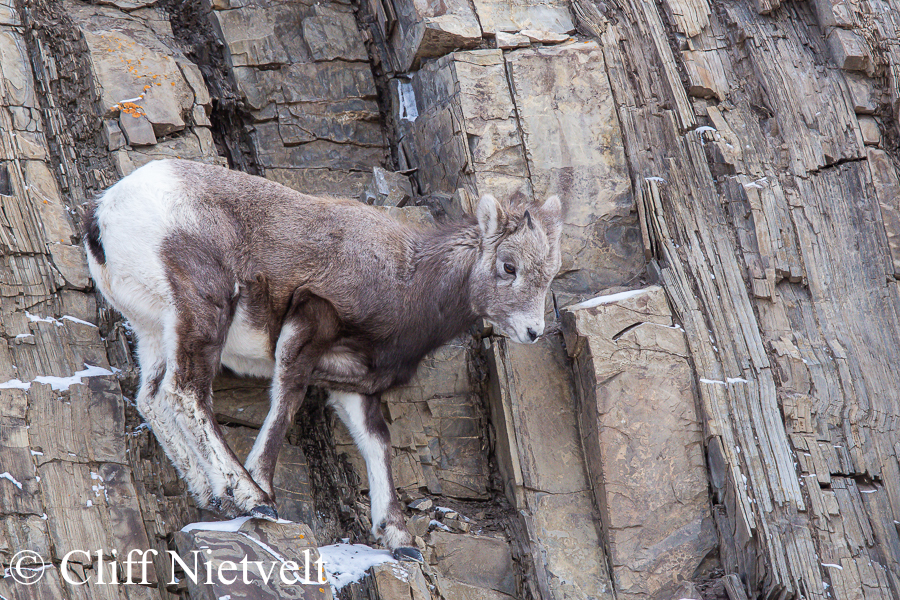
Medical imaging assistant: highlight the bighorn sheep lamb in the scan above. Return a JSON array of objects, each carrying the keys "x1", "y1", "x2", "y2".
[{"x1": 84, "y1": 159, "x2": 563, "y2": 561}]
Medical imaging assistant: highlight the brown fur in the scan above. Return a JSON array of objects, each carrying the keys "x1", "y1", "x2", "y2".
[
  {"x1": 162, "y1": 160, "x2": 562, "y2": 396},
  {"x1": 85, "y1": 159, "x2": 563, "y2": 553}
]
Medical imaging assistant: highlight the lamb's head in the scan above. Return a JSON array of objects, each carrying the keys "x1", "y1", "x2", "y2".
[{"x1": 471, "y1": 193, "x2": 563, "y2": 344}]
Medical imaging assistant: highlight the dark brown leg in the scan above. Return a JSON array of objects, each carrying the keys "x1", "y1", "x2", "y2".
[{"x1": 245, "y1": 291, "x2": 336, "y2": 498}]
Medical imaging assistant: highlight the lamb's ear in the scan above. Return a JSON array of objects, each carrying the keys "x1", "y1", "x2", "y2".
[
  {"x1": 539, "y1": 195, "x2": 562, "y2": 224},
  {"x1": 477, "y1": 194, "x2": 505, "y2": 237}
]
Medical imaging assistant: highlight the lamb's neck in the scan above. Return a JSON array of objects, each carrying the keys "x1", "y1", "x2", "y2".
[{"x1": 408, "y1": 220, "x2": 481, "y2": 348}]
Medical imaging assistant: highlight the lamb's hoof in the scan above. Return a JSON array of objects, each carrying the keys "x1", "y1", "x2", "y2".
[
  {"x1": 248, "y1": 505, "x2": 279, "y2": 522},
  {"x1": 209, "y1": 496, "x2": 240, "y2": 517},
  {"x1": 393, "y1": 547, "x2": 424, "y2": 563}
]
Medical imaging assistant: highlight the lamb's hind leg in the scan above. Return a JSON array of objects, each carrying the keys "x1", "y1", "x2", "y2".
[
  {"x1": 164, "y1": 306, "x2": 277, "y2": 520},
  {"x1": 158, "y1": 235, "x2": 275, "y2": 519},
  {"x1": 328, "y1": 391, "x2": 422, "y2": 562},
  {"x1": 132, "y1": 327, "x2": 221, "y2": 512}
]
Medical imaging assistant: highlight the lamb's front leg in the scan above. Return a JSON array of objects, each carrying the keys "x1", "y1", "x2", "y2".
[{"x1": 328, "y1": 390, "x2": 422, "y2": 562}]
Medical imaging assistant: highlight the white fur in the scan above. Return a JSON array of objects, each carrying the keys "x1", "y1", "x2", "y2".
[
  {"x1": 87, "y1": 163, "x2": 269, "y2": 514},
  {"x1": 244, "y1": 322, "x2": 297, "y2": 494},
  {"x1": 505, "y1": 313, "x2": 545, "y2": 344},
  {"x1": 327, "y1": 391, "x2": 405, "y2": 546},
  {"x1": 476, "y1": 194, "x2": 502, "y2": 237},
  {"x1": 133, "y1": 329, "x2": 216, "y2": 504},
  {"x1": 88, "y1": 161, "x2": 196, "y2": 332},
  {"x1": 221, "y1": 302, "x2": 275, "y2": 378},
  {"x1": 540, "y1": 195, "x2": 562, "y2": 220},
  {"x1": 317, "y1": 349, "x2": 367, "y2": 378}
]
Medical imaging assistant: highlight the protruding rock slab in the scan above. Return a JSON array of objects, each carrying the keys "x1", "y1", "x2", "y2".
[
  {"x1": 868, "y1": 148, "x2": 900, "y2": 277},
  {"x1": 73, "y1": 3, "x2": 194, "y2": 137},
  {"x1": 505, "y1": 42, "x2": 642, "y2": 303},
  {"x1": 397, "y1": 49, "x2": 531, "y2": 204},
  {"x1": 495, "y1": 31, "x2": 530, "y2": 49},
  {"x1": 429, "y1": 531, "x2": 516, "y2": 596},
  {"x1": 378, "y1": 0, "x2": 482, "y2": 72},
  {"x1": 372, "y1": 561, "x2": 432, "y2": 599},
  {"x1": 561, "y1": 286, "x2": 716, "y2": 600},
  {"x1": 173, "y1": 520, "x2": 333, "y2": 600},
  {"x1": 471, "y1": 0, "x2": 574, "y2": 36},
  {"x1": 486, "y1": 335, "x2": 614, "y2": 600},
  {"x1": 398, "y1": 44, "x2": 643, "y2": 305},
  {"x1": 211, "y1": 0, "x2": 386, "y2": 198},
  {"x1": 361, "y1": 166, "x2": 414, "y2": 207}
]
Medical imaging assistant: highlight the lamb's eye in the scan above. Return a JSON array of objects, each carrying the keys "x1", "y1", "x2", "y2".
[{"x1": 503, "y1": 263, "x2": 516, "y2": 276}]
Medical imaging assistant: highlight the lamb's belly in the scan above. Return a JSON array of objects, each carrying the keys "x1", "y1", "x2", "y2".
[{"x1": 220, "y1": 309, "x2": 275, "y2": 378}]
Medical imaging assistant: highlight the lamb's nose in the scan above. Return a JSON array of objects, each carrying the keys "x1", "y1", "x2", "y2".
[{"x1": 527, "y1": 327, "x2": 538, "y2": 342}]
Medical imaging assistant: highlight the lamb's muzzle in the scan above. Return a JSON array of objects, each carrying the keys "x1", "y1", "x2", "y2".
[{"x1": 83, "y1": 159, "x2": 563, "y2": 558}]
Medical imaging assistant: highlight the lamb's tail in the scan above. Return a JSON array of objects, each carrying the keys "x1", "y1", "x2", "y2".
[{"x1": 82, "y1": 199, "x2": 106, "y2": 266}]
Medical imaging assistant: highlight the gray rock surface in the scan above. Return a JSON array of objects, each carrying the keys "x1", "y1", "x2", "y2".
[
  {"x1": 6, "y1": 0, "x2": 900, "y2": 599},
  {"x1": 563, "y1": 286, "x2": 717, "y2": 599},
  {"x1": 397, "y1": 44, "x2": 644, "y2": 305}
]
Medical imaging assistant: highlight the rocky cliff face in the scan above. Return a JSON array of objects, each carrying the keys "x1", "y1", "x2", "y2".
[{"x1": 1, "y1": 0, "x2": 899, "y2": 599}]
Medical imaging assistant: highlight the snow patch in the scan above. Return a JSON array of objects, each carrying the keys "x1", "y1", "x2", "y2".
[
  {"x1": 568, "y1": 288, "x2": 652, "y2": 310},
  {"x1": 34, "y1": 364, "x2": 114, "y2": 391},
  {"x1": 644, "y1": 176, "x2": 667, "y2": 184},
  {"x1": 0, "y1": 379, "x2": 31, "y2": 390},
  {"x1": 430, "y1": 519, "x2": 452, "y2": 532},
  {"x1": 391, "y1": 564, "x2": 410, "y2": 583},
  {"x1": 0, "y1": 364, "x2": 113, "y2": 392},
  {"x1": 317, "y1": 543, "x2": 395, "y2": 591},
  {"x1": 61, "y1": 315, "x2": 97, "y2": 328},
  {"x1": 25, "y1": 312, "x2": 63, "y2": 326},
  {"x1": 822, "y1": 563, "x2": 843, "y2": 570},
  {"x1": 181, "y1": 517, "x2": 252, "y2": 533},
  {"x1": 397, "y1": 81, "x2": 418, "y2": 123},
  {"x1": 0, "y1": 472, "x2": 23, "y2": 489},
  {"x1": 701, "y1": 377, "x2": 749, "y2": 385}
]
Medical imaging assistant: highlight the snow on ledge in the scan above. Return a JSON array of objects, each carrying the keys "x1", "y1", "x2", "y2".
[
  {"x1": 700, "y1": 377, "x2": 750, "y2": 386},
  {"x1": 179, "y1": 521, "x2": 396, "y2": 592},
  {"x1": 181, "y1": 517, "x2": 254, "y2": 533},
  {"x1": 180, "y1": 516, "x2": 293, "y2": 533},
  {"x1": 317, "y1": 543, "x2": 395, "y2": 590},
  {"x1": 0, "y1": 472, "x2": 23, "y2": 489},
  {"x1": 568, "y1": 288, "x2": 653, "y2": 311},
  {"x1": 0, "y1": 364, "x2": 113, "y2": 391}
]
